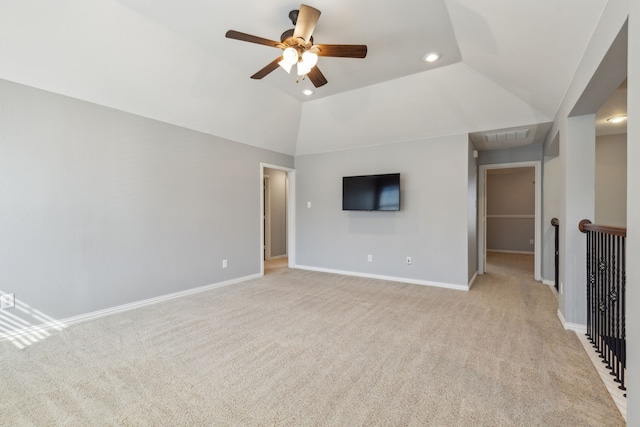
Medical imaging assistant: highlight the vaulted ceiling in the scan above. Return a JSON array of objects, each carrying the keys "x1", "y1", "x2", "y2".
[{"x1": 0, "y1": 1, "x2": 610, "y2": 155}]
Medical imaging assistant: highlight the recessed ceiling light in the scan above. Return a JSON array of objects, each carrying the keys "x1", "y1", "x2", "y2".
[
  {"x1": 302, "y1": 89, "x2": 314, "y2": 96},
  {"x1": 423, "y1": 52, "x2": 440, "y2": 63},
  {"x1": 606, "y1": 115, "x2": 627, "y2": 123}
]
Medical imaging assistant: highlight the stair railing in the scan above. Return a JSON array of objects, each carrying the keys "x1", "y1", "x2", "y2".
[{"x1": 579, "y1": 219, "x2": 626, "y2": 392}]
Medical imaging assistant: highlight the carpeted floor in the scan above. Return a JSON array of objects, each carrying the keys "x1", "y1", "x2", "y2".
[{"x1": 0, "y1": 254, "x2": 624, "y2": 426}]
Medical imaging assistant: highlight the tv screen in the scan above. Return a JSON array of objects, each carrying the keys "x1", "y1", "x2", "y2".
[{"x1": 342, "y1": 173, "x2": 400, "y2": 211}]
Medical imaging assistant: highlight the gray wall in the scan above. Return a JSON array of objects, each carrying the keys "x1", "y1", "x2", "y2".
[
  {"x1": 295, "y1": 134, "x2": 471, "y2": 288},
  {"x1": 0, "y1": 79, "x2": 293, "y2": 322},
  {"x1": 595, "y1": 133, "x2": 626, "y2": 227},
  {"x1": 486, "y1": 168, "x2": 535, "y2": 253},
  {"x1": 477, "y1": 144, "x2": 543, "y2": 165},
  {"x1": 542, "y1": 153, "x2": 562, "y2": 284},
  {"x1": 264, "y1": 168, "x2": 287, "y2": 258},
  {"x1": 627, "y1": 0, "x2": 639, "y2": 418},
  {"x1": 544, "y1": 3, "x2": 627, "y2": 332},
  {"x1": 467, "y1": 140, "x2": 478, "y2": 282}
]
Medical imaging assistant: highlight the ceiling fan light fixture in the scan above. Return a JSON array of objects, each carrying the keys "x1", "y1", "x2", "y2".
[
  {"x1": 302, "y1": 51, "x2": 318, "y2": 68},
  {"x1": 606, "y1": 114, "x2": 627, "y2": 123},
  {"x1": 423, "y1": 52, "x2": 440, "y2": 63},
  {"x1": 297, "y1": 61, "x2": 312, "y2": 76},
  {"x1": 278, "y1": 59, "x2": 293, "y2": 73},
  {"x1": 282, "y1": 47, "x2": 299, "y2": 65}
]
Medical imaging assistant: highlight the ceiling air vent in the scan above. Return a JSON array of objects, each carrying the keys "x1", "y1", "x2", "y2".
[{"x1": 485, "y1": 129, "x2": 529, "y2": 143}]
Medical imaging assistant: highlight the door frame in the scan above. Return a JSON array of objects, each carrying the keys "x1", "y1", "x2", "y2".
[
  {"x1": 260, "y1": 163, "x2": 295, "y2": 276},
  {"x1": 263, "y1": 175, "x2": 271, "y2": 261},
  {"x1": 478, "y1": 160, "x2": 542, "y2": 281}
]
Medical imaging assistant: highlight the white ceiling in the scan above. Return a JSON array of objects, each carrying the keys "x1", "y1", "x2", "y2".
[{"x1": 0, "y1": 1, "x2": 613, "y2": 155}]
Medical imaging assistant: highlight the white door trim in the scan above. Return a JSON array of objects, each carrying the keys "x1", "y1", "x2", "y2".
[
  {"x1": 260, "y1": 163, "x2": 295, "y2": 276},
  {"x1": 263, "y1": 175, "x2": 271, "y2": 261},
  {"x1": 478, "y1": 161, "x2": 542, "y2": 281}
]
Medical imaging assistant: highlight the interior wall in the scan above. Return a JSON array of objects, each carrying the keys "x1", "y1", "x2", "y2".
[
  {"x1": 0, "y1": 79, "x2": 293, "y2": 324},
  {"x1": 477, "y1": 144, "x2": 543, "y2": 165},
  {"x1": 264, "y1": 168, "x2": 287, "y2": 258},
  {"x1": 486, "y1": 168, "x2": 535, "y2": 253},
  {"x1": 626, "y1": 1, "x2": 639, "y2": 422},
  {"x1": 542, "y1": 153, "x2": 562, "y2": 284},
  {"x1": 295, "y1": 134, "x2": 470, "y2": 288},
  {"x1": 545, "y1": 0, "x2": 628, "y2": 331},
  {"x1": 595, "y1": 133, "x2": 627, "y2": 226},
  {"x1": 467, "y1": 140, "x2": 478, "y2": 283},
  {"x1": 560, "y1": 115, "x2": 596, "y2": 327}
]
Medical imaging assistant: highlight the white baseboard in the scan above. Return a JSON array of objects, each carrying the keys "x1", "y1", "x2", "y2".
[
  {"x1": 0, "y1": 273, "x2": 260, "y2": 341},
  {"x1": 295, "y1": 265, "x2": 469, "y2": 291},
  {"x1": 468, "y1": 271, "x2": 478, "y2": 289},
  {"x1": 557, "y1": 309, "x2": 587, "y2": 334},
  {"x1": 542, "y1": 280, "x2": 559, "y2": 297}
]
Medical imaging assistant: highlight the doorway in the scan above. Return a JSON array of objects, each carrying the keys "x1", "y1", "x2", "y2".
[
  {"x1": 478, "y1": 161, "x2": 541, "y2": 280},
  {"x1": 260, "y1": 163, "x2": 295, "y2": 276}
]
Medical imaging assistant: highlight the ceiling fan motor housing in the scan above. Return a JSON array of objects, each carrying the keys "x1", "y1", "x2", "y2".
[
  {"x1": 289, "y1": 9, "x2": 299, "y2": 25},
  {"x1": 280, "y1": 29, "x2": 294, "y2": 42}
]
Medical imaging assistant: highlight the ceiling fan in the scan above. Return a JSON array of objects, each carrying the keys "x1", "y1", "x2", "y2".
[{"x1": 225, "y1": 4, "x2": 367, "y2": 88}]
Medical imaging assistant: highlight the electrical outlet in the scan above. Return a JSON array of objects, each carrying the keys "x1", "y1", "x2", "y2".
[
  {"x1": 222, "y1": 259, "x2": 228, "y2": 269},
  {"x1": 406, "y1": 257, "x2": 412, "y2": 265},
  {"x1": 529, "y1": 239, "x2": 534, "y2": 245},
  {"x1": 1, "y1": 294, "x2": 15, "y2": 309},
  {"x1": 367, "y1": 254, "x2": 372, "y2": 262}
]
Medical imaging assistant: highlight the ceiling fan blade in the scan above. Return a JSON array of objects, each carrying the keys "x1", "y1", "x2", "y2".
[
  {"x1": 225, "y1": 30, "x2": 281, "y2": 48},
  {"x1": 293, "y1": 4, "x2": 321, "y2": 43},
  {"x1": 315, "y1": 44, "x2": 368, "y2": 58},
  {"x1": 251, "y1": 57, "x2": 283, "y2": 79},
  {"x1": 307, "y1": 66, "x2": 328, "y2": 88}
]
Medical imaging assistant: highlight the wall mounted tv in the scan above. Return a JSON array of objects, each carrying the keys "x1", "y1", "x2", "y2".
[{"x1": 342, "y1": 173, "x2": 401, "y2": 211}]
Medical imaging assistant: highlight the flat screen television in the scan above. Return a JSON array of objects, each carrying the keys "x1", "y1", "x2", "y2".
[{"x1": 342, "y1": 173, "x2": 400, "y2": 211}]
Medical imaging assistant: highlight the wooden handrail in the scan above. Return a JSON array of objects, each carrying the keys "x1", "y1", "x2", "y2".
[
  {"x1": 551, "y1": 218, "x2": 559, "y2": 226},
  {"x1": 578, "y1": 219, "x2": 627, "y2": 237}
]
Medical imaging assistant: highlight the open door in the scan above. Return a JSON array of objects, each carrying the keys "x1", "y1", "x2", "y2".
[
  {"x1": 478, "y1": 161, "x2": 541, "y2": 281},
  {"x1": 260, "y1": 163, "x2": 295, "y2": 276}
]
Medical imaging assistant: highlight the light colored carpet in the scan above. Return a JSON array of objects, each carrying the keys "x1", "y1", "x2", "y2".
[{"x1": 0, "y1": 254, "x2": 624, "y2": 426}]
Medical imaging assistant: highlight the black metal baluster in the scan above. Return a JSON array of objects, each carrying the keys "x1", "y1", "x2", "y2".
[
  {"x1": 605, "y1": 233, "x2": 613, "y2": 370},
  {"x1": 587, "y1": 231, "x2": 595, "y2": 344},
  {"x1": 619, "y1": 236, "x2": 626, "y2": 391},
  {"x1": 580, "y1": 220, "x2": 626, "y2": 395},
  {"x1": 597, "y1": 231, "x2": 605, "y2": 359},
  {"x1": 554, "y1": 220, "x2": 559, "y2": 292},
  {"x1": 612, "y1": 235, "x2": 621, "y2": 383},
  {"x1": 591, "y1": 230, "x2": 597, "y2": 345}
]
